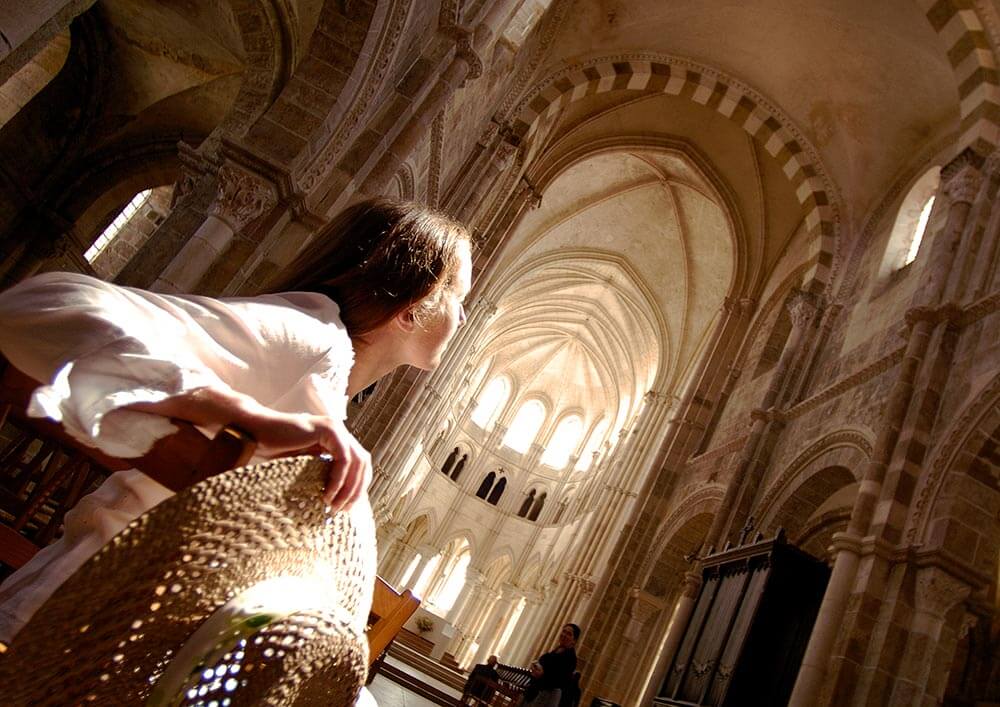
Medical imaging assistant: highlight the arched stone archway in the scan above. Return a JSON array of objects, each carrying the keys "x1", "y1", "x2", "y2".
[{"x1": 506, "y1": 54, "x2": 838, "y2": 294}]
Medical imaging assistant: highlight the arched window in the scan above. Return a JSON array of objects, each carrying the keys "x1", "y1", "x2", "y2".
[
  {"x1": 475, "y1": 471, "x2": 496, "y2": 499},
  {"x1": 540, "y1": 415, "x2": 583, "y2": 468},
  {"x1": 84, "y1": 189, "x2": 153, "y2": 263},
  {"x1": 502, "y1": 400, "x2": 546, "y2": 452},
  {"x1": 882, "y1": 166, "x2": 941, "y2": 276},
  {"x1": 575, "y1": 419, "x2": 609, "y2": 471},
  {"x1": 441, "y1": 447, "x2": 460, "y2": 475},
  {"x1": 450, "y1": 453, "x2": 468, "y2": 481},
  {"x1": 487, "y1": 476, "x2": 506, "y2": 505},
  {"x1": 517, "y1": 489, "x2": 537, "y2": 517},
  {"x1": 471, "y1": 376, "x2": 511, "y2": 428},
  {"x1": 432, "y1": 547, "x2": 470, "y2": 612},
  {"x1": 527, "y1": 492, "x2": 546, "y2": 521}
]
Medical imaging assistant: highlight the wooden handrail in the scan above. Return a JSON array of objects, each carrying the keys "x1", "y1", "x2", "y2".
[{"x1": 0, "y1": 358, "x2": 256, "y2": 492}]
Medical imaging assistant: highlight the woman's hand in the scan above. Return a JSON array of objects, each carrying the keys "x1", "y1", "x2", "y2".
[
  {"x1": 243, "y1": 413, "x2": 372, "y2": 510},
  {"x1": 125, "y1": 386, "x2": 372, "y2": 510}
]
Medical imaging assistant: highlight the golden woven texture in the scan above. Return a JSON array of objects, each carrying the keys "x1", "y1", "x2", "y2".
[{"x1": 0, "y1": 455, "x2": 375, "y2": 706}]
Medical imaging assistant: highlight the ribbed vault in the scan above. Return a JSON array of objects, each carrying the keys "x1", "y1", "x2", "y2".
[{"x1": 475, "y1": 145, "x2": 735, "y2": 437}]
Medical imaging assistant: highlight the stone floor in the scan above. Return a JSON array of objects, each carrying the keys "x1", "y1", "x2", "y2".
[{"x1": 367, "y1": 674, "x2": 441, "y2": 707}]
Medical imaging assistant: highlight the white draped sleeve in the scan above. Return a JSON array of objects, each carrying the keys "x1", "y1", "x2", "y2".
[{"x1": 0, "y1": 272, "x2": 353, "y2": 458}]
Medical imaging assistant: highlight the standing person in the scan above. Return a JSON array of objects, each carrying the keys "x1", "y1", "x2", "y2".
[
  {"x1": 522, "y1": 624, "x2": 580, "y2": 707},
  {"x1": 0, "y1": 197, "x2": 473, "y2": 644}
]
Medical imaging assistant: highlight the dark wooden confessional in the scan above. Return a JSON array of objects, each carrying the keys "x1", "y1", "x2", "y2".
[{"x1": 655, "y1": 529, "x2": 829, "y2": 707}]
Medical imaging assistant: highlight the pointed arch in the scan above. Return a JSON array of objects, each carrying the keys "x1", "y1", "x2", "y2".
[
  {"x1": 487, "y1": 476, "x2": 507, "y2": 505},
  {"x1": 506, "y1": 54, "x2": 839, "y2": 294}
]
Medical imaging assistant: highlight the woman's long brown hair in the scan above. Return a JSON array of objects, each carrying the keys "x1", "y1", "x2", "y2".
[{"x1": 267, "y1": 198, "x2": 471, "y2": 338}]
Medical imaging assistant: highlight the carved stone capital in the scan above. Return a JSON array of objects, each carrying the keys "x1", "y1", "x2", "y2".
[
  {"x1": 984, "y1": 148, "x2": 1000, "y2": 180},
  {"x1": 208, "y1": 165, "x2": 277, "y2": 232},
  {"x1": 627, "y1": 588, "x2": 664, "y2": 623},
  {"x1": 914, "y1": 566, "x2": 970, "y2": 619},
  {"x1": 786, "y1": 289, "x2": 822, "y2": 329},
  {"x1": 904, "y1": 303, "x2": 962, "y2": 329},
  {"x1": 517, "y1": 177, "x2": 543, "y2": 209},
  {"x1": 37, "y1": 235, "x2": 70, "y2": 261},
  {"x1": 643, "y1": 390, "x2": 674, "y2": 406},
  {"x1": 453, "y1": 30, "x2": 483, "y2": 81},
  {"x1": 494, "y1": 138, "x2": 518, "y2": 168},
  {"x1": 942, "y1": 164, "x2": 982, "y2": 205},
  {"x1": 171, "y1": 170, "x2": 198, "y2": 207},
  {"x1": 680, "y1": 570, "x2": 702, "y2": 598},
  {"x1": 958, "y1": 611, "x2": 979, "y2": 639}
]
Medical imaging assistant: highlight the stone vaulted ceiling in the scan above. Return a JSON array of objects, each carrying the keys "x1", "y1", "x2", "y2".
[{"x1": 478, "y1": 147, "x2": 734, "y2": 431}]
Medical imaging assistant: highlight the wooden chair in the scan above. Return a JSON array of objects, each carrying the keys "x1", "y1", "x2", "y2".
[
  {"x1": 0, "y1": 355, "x2": 419, "y2": 667},
  {"x1": 367, "y1": 576, "x2": 420, "y2": 669}
]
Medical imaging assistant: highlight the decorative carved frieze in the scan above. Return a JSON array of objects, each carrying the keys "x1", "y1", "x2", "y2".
[
  {"x1": 207, "y1": 165, "x2": 277, "y2": 232},
  {"x1": 785, "y1": 346, "x2": 905, "y2": 420},
  {"x1": 295, "y1": 0, "x2": 410, "y2": 194}
]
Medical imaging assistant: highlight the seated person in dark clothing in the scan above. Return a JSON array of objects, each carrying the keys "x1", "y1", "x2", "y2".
[
  {"x1": 522, "y1": 624, "x2": 580, "y2": 707},
  {"x1": 463, "y1": 654, "x2": 500, "y2": 703},
  {"x1": 559, "y1": 671, "x2": 581, "y2": 707}
]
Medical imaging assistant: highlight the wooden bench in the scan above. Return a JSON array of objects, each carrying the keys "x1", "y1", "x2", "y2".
[{"x1": 0, "y1": 356, "x2": 419, "y2": 666}]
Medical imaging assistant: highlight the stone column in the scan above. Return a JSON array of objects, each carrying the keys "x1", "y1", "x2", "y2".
[
  {"x1": 503, "y1": 589, "x2": 544, "y2": 664},
  {"x1": 788, "y1": 160, "x2": 982, "y2": 707},
  {"x1": 638, "y1": 571, "x2": 702, "y2": 705},
  {"x1": 457, "y1": 136, "x2": 518, "y2": 224},
  {"x1": 891, "y1": 566, "x2": 971, "y2": 703},
  {"x1": 376, "y1": 523, "x2": 408, "y2": 579},
  {"x1": 152, "y1": 164, "x2": 276, "y2": 294},
  {"x1": 704, "y1": 288, "x2": 821, "y2": 551},
  {"x1": 455, "y1": 585, "x2": 502, "y2": 667},
  {"x1": 472, "y1": 583, "x2": 518, "y2": 665},
  {"x1": 425, "y1": 549, "x2": 461, "y2": 606},
  {"x1": 409, "y1": 543, "x2": 441, "y2": 596},
  {"x1": 357, "y1": 0, "x2": 523, "y2": 196},
  {"x1": 970, "y1": 149, "x2": 1000, "y2": 297},
  {"x1": 618, "y1": 588, "x2": 668, "y2": 703},
  {"x1": 446, "y1": 569, "x2": 488, "y2": 656}
]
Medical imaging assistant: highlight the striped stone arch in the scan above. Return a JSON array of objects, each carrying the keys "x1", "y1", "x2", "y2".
[
  {"x1": 919, "y1": 0, "x2": 1000, "y2": 158},
  {"x1": 507, "y1": 55, "x2": 838, "y2": 294}
]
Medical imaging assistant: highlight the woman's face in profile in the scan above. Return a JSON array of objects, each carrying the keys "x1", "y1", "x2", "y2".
[{"x1": 408, "y1": 244, "x2": 472, "y2": 370}]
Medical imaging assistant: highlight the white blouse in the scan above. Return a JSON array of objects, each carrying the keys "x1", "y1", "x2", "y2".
[{"x1": 0, "y1": 271, "x2": 358, "y2": 642}]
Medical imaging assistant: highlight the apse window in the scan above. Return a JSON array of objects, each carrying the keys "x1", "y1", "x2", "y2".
[
  {"x1": 880, "y1": 166, "x2": 940, "y2": 278},
  {"x1": 84, "y1": 189, "x2": 152, "y2": 262},
  {"x1": 904, "y1": 195, "x2": 934, "y2": 266},
  {"x1": 501, "y1": 400, "x2": 546, "y2": 453},
  {"x1": 471, "y1": 376, "x2": 511, "y2": 429},
  {"x1": 540, "y1": 415, "x2": 583, "y2": 469}
]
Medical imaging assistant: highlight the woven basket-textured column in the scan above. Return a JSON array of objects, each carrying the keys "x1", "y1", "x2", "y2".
[{"x1": 0, "y1": 456, "x2": 375, "y2": 706}]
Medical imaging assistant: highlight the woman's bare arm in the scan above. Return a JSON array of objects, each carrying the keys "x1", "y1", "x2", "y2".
[{"x1": 125, "y1": 386, "x2": 371, "y2": 509}]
